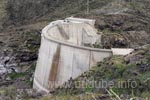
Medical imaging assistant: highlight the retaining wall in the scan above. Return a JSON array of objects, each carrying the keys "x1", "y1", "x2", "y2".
[{"x1": 33, "y1": 18, "x2": 113, "y2": 92}]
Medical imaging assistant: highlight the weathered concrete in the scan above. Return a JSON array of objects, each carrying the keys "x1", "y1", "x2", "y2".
[
  {"x1": 111, "y1": 48, "x2": 134, "y2": 55},
  {"x1": 33, "y1": 17, "x2": 113, "y2": 93},
  {"x1": 33, "y1": 17, "x2": 134, "y2": 93}
]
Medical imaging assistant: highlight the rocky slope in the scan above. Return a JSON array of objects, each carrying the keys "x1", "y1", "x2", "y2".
[{"x1": 0, "y1": 0, "x2": 150, "y2": 99}]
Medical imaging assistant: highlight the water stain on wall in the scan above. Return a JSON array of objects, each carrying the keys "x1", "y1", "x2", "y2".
[
  {"x1": 57, "y1": 25, "x2": 69, "y2": 40},
  {"x1": 48, "y1": 44, "x2": 61, "y2": 83}
]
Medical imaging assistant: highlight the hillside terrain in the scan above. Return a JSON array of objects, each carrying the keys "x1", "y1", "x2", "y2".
[{"x1": 0, "y1": 0, "x2": 150, "y2": 100}]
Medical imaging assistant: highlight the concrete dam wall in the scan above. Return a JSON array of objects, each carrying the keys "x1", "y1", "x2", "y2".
[{"x1": 33, "y1": 17, "x2": 113, "y2": 93}]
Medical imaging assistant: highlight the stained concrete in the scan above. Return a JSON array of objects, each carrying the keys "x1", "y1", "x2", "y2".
[{"x1": 33, "y1": 17, "x2": 133, "y2": 93}]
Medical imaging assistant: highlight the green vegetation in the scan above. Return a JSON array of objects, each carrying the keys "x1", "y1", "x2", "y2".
[
  {"x1": 25, "y1": 63, "x2": 36, "y2": 86},
  {"x1": 8, "y1": 73, "x2": 26, "y2": 80},
  {"x1": 8, "y1": 63, "x2": 36, "y2": 87},
  {"x1": 24, "y1": 32, "x2": 40, "y2": 52}
]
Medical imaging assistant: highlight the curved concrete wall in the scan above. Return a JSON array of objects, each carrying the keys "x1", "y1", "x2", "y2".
[{"x1": 33, "y1": 18, "x2": 112, "y2": 93}]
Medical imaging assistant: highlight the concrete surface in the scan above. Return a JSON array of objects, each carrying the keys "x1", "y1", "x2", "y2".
[{"x1": 33, "y1": 17, "x2": 134, "y2": 93}]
